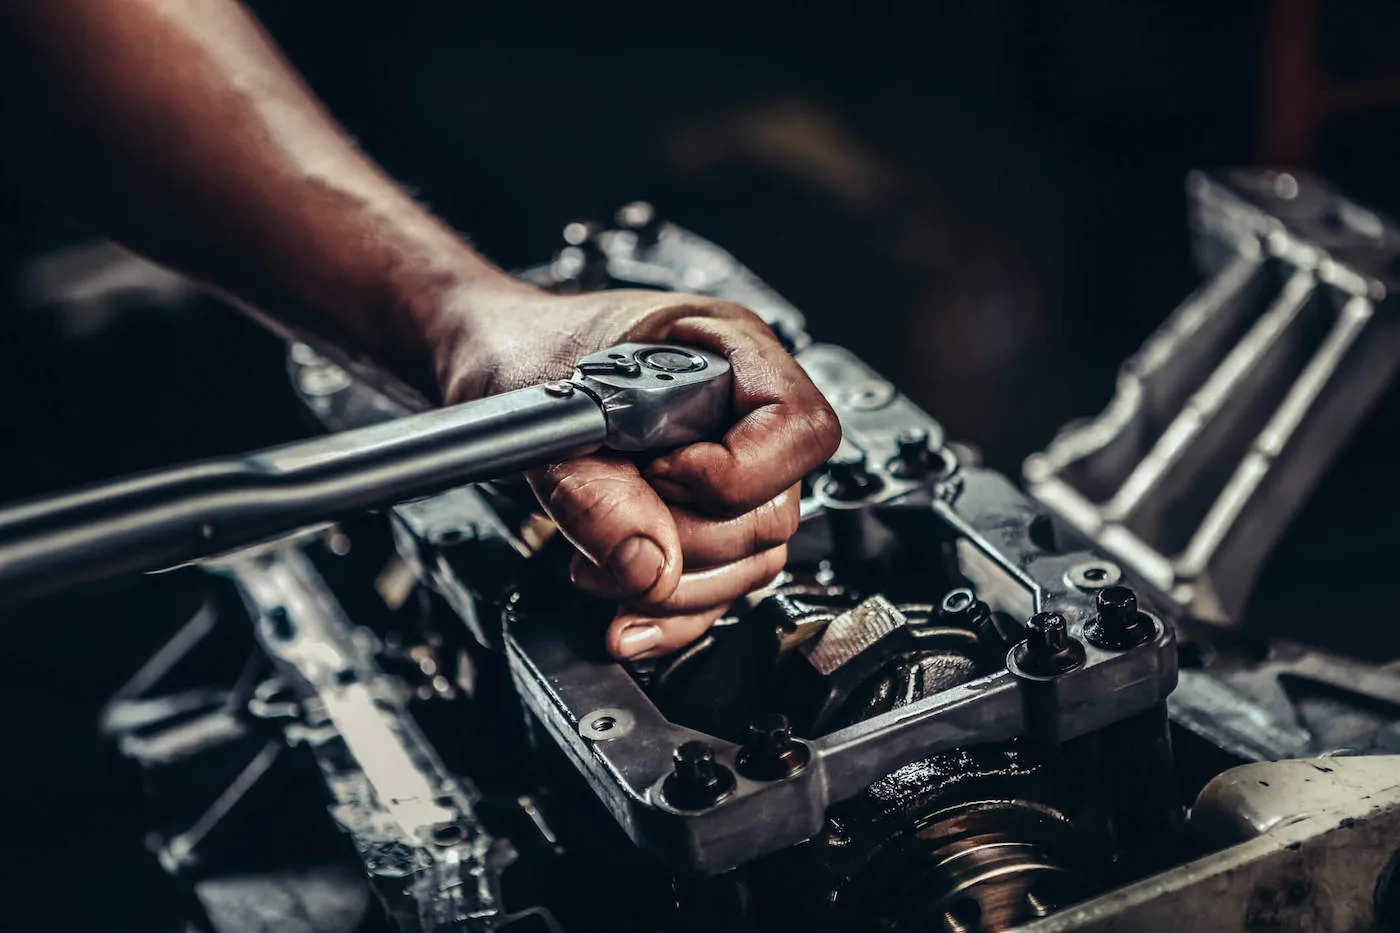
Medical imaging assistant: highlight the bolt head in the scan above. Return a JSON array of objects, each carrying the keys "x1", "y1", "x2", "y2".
[
  {"x1": 825, "y1": 449, "x2": 878, "y2": 500},
  {"x1": 1026, "y1": 611, "x2": 1068, "y2": 655},
  {"x1": 747, "y1": 713, "x2": 793, "y2": 756},
  {"x1": 674, "y1": 740, "x2": 716, "y2": 777},
  {"x1": 665, "y1": 740, "x2": 735, "y2": 809},
  {"x1": 736, "y1": 713, "x2": 810, "y2": 781},
  {"x1": 1096, "y1": 585, "x2": 1138, "y2": 628},
  {"x1": 896, "y1": 426, "x2": 929, "y2": 452},
  {"x1": 1013, "y1": 610, "x2": 1085, "y2": 676},
  {"x1": 1085, "y1": 584, "x2": 1154, "y2": 649}
]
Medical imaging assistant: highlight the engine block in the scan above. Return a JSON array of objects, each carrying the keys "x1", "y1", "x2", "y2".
[{"x1": 96, "y1": 175, "x2": 1400, "y2": 933}]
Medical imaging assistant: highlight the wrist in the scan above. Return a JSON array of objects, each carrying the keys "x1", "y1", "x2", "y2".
[{"x1": 388, "y1": 251, "x2": 543, "y2": 403}]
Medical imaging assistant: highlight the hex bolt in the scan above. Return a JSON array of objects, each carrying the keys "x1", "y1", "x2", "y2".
[
  {"x1": 1027, "y1": 611, "x2": 1068, "y2": 655},
  {"x1": 889, "y1": 427, "x2": 940, "y2": 478},
  {"x1": 1084, "y1": 584, "x2": 1155, "y2": 650},
  {"x1": 663, "y1": 741, "x2": 736, "y2": 810},
  {"x1": 939, "y1": 588, "x2": 1005, "y2": 657},
  {"x1": 825, "y1": 449, "x2": 881, "y2": 500},
  {"x1": 1097, "y1": 585, "x2": 1137, "y2": 627},
  {"x1": 1014, "y1": 611, "x2": 1084, "y2": 676},
  {"x1": 736, "y1": 713, "x2": 810, "y2": 781}
]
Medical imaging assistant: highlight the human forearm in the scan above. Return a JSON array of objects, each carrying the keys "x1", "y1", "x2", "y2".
[
  {"x1": 0, "y1": 0, "x2": 845, "y2": 660},
  {"x1": 0, "y1": 0, "x2": 520, "y2": 397}
]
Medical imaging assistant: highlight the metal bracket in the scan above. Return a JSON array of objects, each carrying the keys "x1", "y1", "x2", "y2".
[{"x1": 1025, "y1": 169, "x2": 1400, "y2": 626}]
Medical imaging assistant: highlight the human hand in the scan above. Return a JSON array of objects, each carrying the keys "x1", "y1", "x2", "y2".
[{"x1": 437, "y1": 283, "x2": 841, "y2": 660}]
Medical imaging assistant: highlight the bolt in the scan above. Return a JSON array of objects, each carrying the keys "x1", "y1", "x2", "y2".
[
  {"x1": 1085, "y1": 585, "x2": 1155, "y2": 649},
  {"x1": 1027, "y1": 611, "x2": 1068, "y2": 655},
  {"x1": 889, "y1": 427, "x2": 940, "y2": 478},
  {"x1": 940, "y1": 587, "x2": 975, "y2": 615},
  {"x1": 1097, "y1": 585, "x2": 1136, "y2": 627},
  {"x1": 543, "y1": 381, "x2": 575, "y2": 398},
  {"x1": 938, "y1": 588, "x2": 1004, "y2": 657},
  {"x1": 663, "y1": 741, "x2": 735, "y2": 810},
  {"x1": 615, "y1": 201, "x2": 662, "y2": 247},
  {"x1": 825, "y1": 449, "x2": 881, "y2": 500},
  {"x1": 1025, "y1": 887, "x2": 1057, "y2": 919},
  {"x1": 736, "y1": 713, "x2": 810, "y2": 781},
  {"x1": 1014, "y1": 611, "x2": 1084, "y2": 676}
]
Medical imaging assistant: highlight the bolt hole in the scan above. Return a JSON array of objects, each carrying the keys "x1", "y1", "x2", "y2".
[
  {"x1": 941, "y1": 589, "x2": 973, "y2": 613},
  {"x1": 608, "y1": 353, "x2": 626, "y2": 359},
  {"x1": 655, "y1": 373, "x2": 674, "y2": 381},
  {"x1": 590, "y1": 715, "x2": 616, "y2": 733},
  {"x1": 1028, "y1": 514, "x2": 1058, "y2": 552},
  {"x1": 1083, "y1": 567, "x2": 1107, "y2": 582},
  {"x1": 435, "y1": 794, "x2": 456, "y2": 808},
  {"x1": 431, "y1": 823, "x2": 465, "y2": 847},
  {"x1": 266, "y1": 606, "x2": 294, "y2": 640}
]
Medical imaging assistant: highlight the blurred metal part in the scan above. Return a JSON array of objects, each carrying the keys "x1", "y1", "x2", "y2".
[
  {"x1": 14, "y1": 240, "x2": 197, "y2": 336},
  {"x1": 1175, "y1": 641, "x2": 1400, "y2": 760},
  {"x1": 1021, "y1": 756, "x2": 1400, "y2": 933},
  {"x1": 520, "y1": 216, "x2": 812, "y2": 353},
  {"x1": 1025, "y1": 170, "x2": 1400, "y2": 626},
  {"x1": 225, "y1": 547, "x2": 523, "y2": 932}
]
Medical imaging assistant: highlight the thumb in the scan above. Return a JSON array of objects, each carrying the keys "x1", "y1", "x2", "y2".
[{"x1": 526, "y1": 454, "x2": 683, "y2": 603}]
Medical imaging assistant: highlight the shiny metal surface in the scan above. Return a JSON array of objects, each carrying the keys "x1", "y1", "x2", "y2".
[
  {"x1": 503, "y1": 342, "x2": 1178, "y2": 876},
  {"x1": 1023, "y1": 756, "x2": 1400, "y2": 933},
  {"x1": 0, "y1": 384, "x2": 607, "y2": 608},
  {"x1": 572, "y1": 342, "x2": 731, "y2": 451},
  {"x1": 1025, "y1": 170, "x2": 1400, "y2": 627},
  {"x1": 0, "y1": 340, "x2": 735, "y2": 609}
]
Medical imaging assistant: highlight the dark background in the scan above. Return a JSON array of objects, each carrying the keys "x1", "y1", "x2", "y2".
[{"x1": 0, "y1": 1, "x2": 1398, "y2": 929}]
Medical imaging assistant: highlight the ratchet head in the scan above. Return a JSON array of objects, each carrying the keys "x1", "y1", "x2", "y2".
[{"x1": 571, "y1": 343, "x2": 732, "y2": 452}]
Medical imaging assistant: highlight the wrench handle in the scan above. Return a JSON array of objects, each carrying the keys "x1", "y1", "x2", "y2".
[{"x1": 0, "y1": 383, "x2": 607, "y2": 609}]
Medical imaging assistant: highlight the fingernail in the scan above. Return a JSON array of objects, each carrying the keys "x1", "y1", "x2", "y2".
[
  {"x1": 608, "y1": 536, "x2": 665, "y2": 595},
  {"x1": 617, "y1": 623, "x2": 662, "y2": 658}
]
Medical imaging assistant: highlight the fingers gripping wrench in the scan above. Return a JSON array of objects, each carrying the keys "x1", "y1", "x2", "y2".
[{"x1": 0, "y1": 343, "x2": 731, "y2": 609}]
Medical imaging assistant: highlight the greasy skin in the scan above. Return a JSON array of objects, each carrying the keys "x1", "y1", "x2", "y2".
[
  {"x1": 0, "y1": 0, "x2": 842, "y2": 658},
  {"x1": 445, "y1": 289, "x2": 839, "y2": 659}
]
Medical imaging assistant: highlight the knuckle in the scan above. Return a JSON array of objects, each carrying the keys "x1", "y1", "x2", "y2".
[
  {"x1": 750, "y1": 497, "x2": 800, "y2": 551},
  {"x1": 805, "y1": 402, "x2": 843, "y2": 458},
  {"x1": 547, "y1": 470, "x2": 626, "y2": 530}
]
